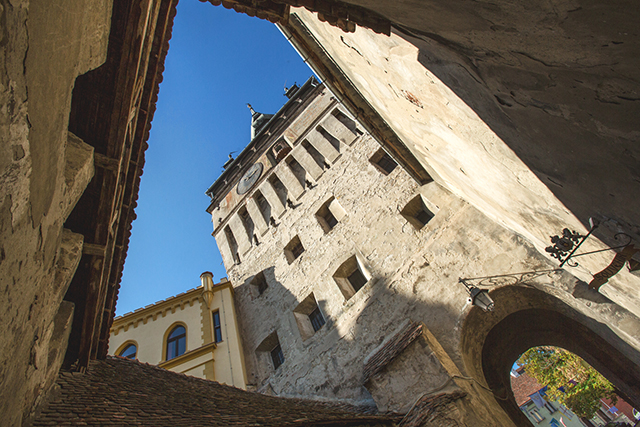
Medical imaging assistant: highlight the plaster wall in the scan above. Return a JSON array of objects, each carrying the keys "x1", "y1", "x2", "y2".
[
  {"x1": 209, "y1": 285, "x2": 249, "y2": 388},
  {"x1": 288, "y1": 8, "x2": 640, "y2": 319},
  {"x1": 0, "y1": 1, "x2": 111, "y2": 424},
  {"x1": 109, "y1": 284, "x2": 247, "y2": 388},
  {"x1": 109, "y1": 293, "x2": 204, "y2": 364}
]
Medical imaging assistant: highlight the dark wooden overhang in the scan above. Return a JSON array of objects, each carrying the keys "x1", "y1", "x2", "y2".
[
  {"x1": 202, "y1": 0, "x2": 390, "y2": 35},
  {"x1": 63, "y1": 0, "x2": 178, "y2": 370}
]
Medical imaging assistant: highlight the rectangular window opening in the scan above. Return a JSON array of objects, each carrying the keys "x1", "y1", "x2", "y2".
[
  {"x1": 309, "y1": 306, "x2": 325, "y2": 332},
  {"x1": 270, "y1": 343, "x2": 285, "y2": 369},
  {"x1": 369, "y1": 148, "x2": 398, "y2": 175},
  {"x1": 315, "y1": 197, "x2": 346, "y2": 233},
  {"x1": 212, "y1": 311, "x2": 222, "y2": 343},
  {"x1": 348, "y1": 268, "x2": 368, "y2": 292},
  {"x1": 284, "y1": 235, "x2": 305, "y2": 264},
  {"x1": 250, "y1": 270, "x2": 269, "y2": 296},
  {"x1": 333, "y1": 255, "x2": 371, "y2": 300},
  {"x1": 400, "y1": 195, "x2": 435, "y2": 230},
  {"x1": 293, "y1": 293, "x2": 326, "y2": 340}
]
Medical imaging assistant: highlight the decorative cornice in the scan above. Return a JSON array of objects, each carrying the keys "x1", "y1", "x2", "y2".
[
  {"x1": 111, "y1": 281, "x2": 234, "y2": 332},
  {"x1": 158, "y1": 341, "x2": 217, "y2": 370}
]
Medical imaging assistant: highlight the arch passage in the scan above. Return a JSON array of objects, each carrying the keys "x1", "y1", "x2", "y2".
[{"x1": 461, "y1": 286, "x2": 640, "y2": 425}]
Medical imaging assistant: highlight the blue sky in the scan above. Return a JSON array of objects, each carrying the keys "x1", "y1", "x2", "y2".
[{"x1": 115, "y1": 2, "x2": 314, "y2": 315}]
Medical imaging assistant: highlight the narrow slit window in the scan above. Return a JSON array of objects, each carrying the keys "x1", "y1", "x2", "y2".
[
  {"x1": 238, "y1": 206, "x2": 254, "y2": 243},
  {"x1": 302, "y1": 139, "x2": 328, "y2": 170},
  {"x1": 268, "y1": 174, "x2": 288, "y2": 207},
  {"x1": 317, "y1": 126, "x2": 341, "y2": 151},
  {"x1": 332, "y1": 109, "x2": 361, "y2": 135},
  {"x1": 253, "y1": 190, "x2": 272, "y2": 225},
  {"x1": 224, "y1": 226, "x2": 240, "y2": 264},
  {"x1": 212, "y1": 311, "x2": 222, "y2": 343},
  {"x1": 285, "y1": 157, "x2": 307, "y2": 189}
]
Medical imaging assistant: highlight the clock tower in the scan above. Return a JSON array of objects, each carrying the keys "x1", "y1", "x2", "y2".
[{"x1": 205, "y1": 76, "x2": 358, "y2": 268}]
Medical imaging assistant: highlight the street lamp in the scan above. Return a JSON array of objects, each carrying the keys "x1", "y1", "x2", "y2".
[{"x1": 460, "y1": 279, "x2": 495, "y2": 312}]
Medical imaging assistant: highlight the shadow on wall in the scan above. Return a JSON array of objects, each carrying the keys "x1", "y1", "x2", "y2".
[
  {"x1": 234, "y1": 263, "x2": 465, "y2": 397},
  {"x1": 231, "y1": 249, "x2": 640, "y2": 426},
  {"x1": 387, "y1": 0, "x2": 640, "y2": 246}
]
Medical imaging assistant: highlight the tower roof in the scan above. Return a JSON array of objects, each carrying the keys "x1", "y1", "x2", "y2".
[{"x1": 248, "y1": 103, "x2": 274, "y2": 140}]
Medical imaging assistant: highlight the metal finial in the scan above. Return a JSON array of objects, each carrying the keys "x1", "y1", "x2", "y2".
[{"x1": 247, "y1": 103, "x2": 256, "y2": 115}]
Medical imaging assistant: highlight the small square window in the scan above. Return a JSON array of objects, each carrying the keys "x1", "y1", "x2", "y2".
[
  {"x1": 369, "y1": 148, "x2": 398, "y2": 175},
  {"x1": 315, "y1": 197, "x2": 346, "y2": 233},
  {"x1": 284, "y1": 235, "x2": 304, "y2": 264},
  {"x1": 270, "y1": 344, "x2": 285, "y2": 369},
  {"x1": 293, "y1": 293, "x2": 326, "y2": 340},
  {"x1": 256, "y1": 331, "x2": 284, "y2": 372},
  {"x1": 400, "y1": 195, "x2": 435, "y2": 230},
  {"x1": 333, "y1": 255, "x2": 371, "y2": 300},
  {"x1": 250, "y1": 271, "x2": 268, "y2": 296},
  {"x1": 347, "y1": 268, "x2": 368, "y2": 292}
]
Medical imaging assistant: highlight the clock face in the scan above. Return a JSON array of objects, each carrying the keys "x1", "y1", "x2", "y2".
[{"x1": 237, "y1": 162, "x2": 264, "y2": 195}]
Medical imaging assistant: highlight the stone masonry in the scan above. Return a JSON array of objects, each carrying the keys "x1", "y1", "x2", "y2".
[{"x1": 207, "y1": 78, "x2": 640, "y2": 426}]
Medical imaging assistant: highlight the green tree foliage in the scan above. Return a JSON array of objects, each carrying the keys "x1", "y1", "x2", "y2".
[{"x1": 518, "y1": 346, "x2": 617, "y2": 419}]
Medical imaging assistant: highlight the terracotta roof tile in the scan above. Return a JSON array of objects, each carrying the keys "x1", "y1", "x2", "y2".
[
  {"x1": 510, "y1": 371, "x2": 544, "y2": 406},
  {"x1": 33, "y1": 357, "x2": 398, "y2": 426}
]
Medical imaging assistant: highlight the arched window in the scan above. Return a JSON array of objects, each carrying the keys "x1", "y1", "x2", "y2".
[
  {"x1": 166, "y1": 325, "x2": 186, "y2": 361},
  {"x1": 118, "y1": 343, "x2": 137, "y2": 360}
]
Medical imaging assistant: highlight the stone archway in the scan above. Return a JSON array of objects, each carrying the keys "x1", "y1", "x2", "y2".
[{"x1": 460, "y1": 285, "x2": 640, "y2": 425}]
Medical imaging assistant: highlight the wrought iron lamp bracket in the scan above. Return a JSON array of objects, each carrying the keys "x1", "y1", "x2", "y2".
[
  {"x1": 546, "y1": 218, "x2": 599, "y2": 267},
  {"x1": 546, "y1": 218, "x2": 634, "y2": 268}
]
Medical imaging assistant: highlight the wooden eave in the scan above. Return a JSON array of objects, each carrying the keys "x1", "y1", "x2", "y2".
[{"x1": 64, "y1": 0, "x2": 178, "y2": 370}]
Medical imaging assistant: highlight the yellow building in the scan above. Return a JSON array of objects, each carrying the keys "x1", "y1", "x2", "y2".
[{"x1": 108, "y1": 273, "x2": 247, "y2": 388}]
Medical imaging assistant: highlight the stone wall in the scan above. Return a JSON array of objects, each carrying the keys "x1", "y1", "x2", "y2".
[
  {"x1": 212, "y1": 81, "x2": 640, "y2": 425},
  {"x1": 0, "y1": 1, "x2": 111, "y2": 425},
  {"x1": 285, "y1": 5, "x2": 640, "y2": 321}
]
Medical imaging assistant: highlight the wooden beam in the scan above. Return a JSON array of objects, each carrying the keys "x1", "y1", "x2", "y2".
[
  {"x1": 94, "y1": 152, "x2": 120, "y2": 171},
  {"x1": 82, "y1": 243, "x2": 106, "y2": 257}
]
